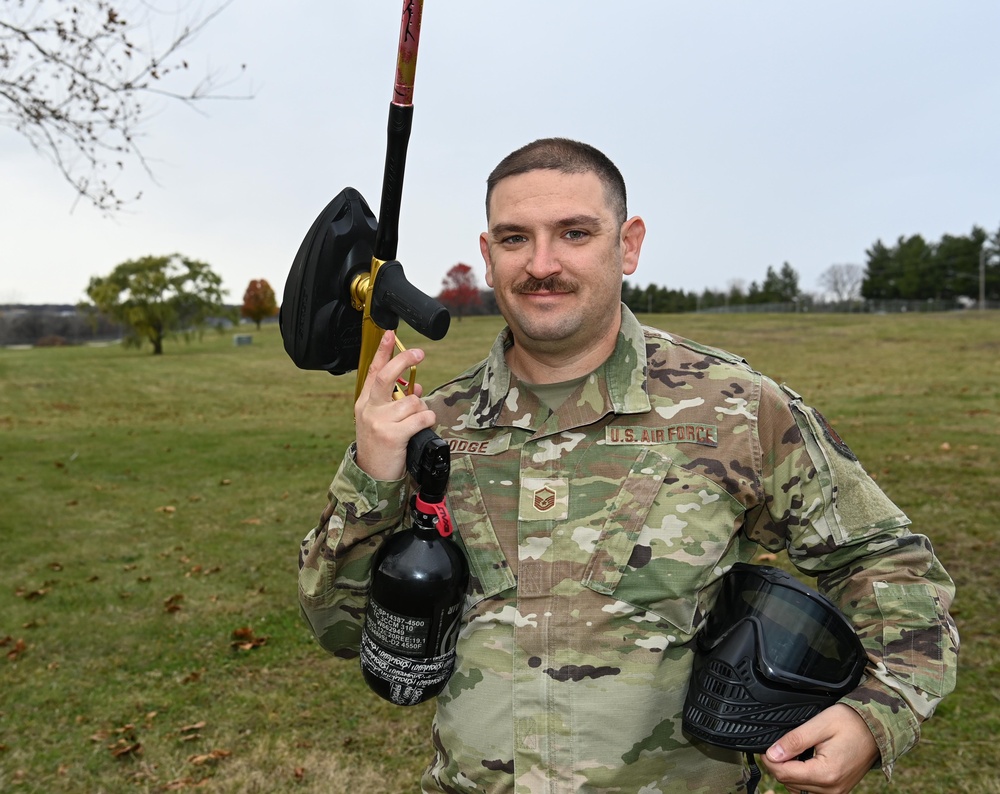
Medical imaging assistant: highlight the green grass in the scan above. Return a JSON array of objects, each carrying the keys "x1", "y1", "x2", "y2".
[{"x1": 1, "y1": 313, "x2": 997, "y2": 792}]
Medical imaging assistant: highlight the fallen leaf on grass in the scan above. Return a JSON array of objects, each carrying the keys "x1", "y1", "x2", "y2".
[
  {"x1": 164, "y1": 594, "x2": 185, "y2": 613},
  {"x1": 14, "y1": 587, "x2": 50, "y2": 600},
  {"x1": 107, "y1": 725, "x2": 142, "y2": 758},
  {"x1": 163, "y1": 778, "x2": 210, "y2": 790},
  {"x1": 3, "y1": 637, "x2": 27, "y2": 661},
  {"x1": 188, "y1": 748, "x2": 231, "y2": 766},
  {"x1": 108, "y1": 739, "x2": 142, "y2": 758},
  {"x1": 180, "y1": 670, "x2": 203, "y2": 684},
  {"x1": 180, "y1": 721, "x2": 207, "y2": 734},
  {"x1": 230, "y1": 626, "x2": 268, "y2": 651},
  {"x1": 185, "y1": 565, "x2": 222, "y2": 578},
  {"x1": 156, "y1": 505, "x2": 177, "y2": 514}
]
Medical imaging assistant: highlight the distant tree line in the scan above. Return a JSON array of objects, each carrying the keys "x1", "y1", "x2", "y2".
[
  {"x1": 5, "y1": 224, "x2": 997, "y2": 348},
  {"x1": 862, "y1": 225, "x2": 999, "y2": 303},
  {"x1": 623, "y1": 262, "x2": 806, "y2": 314},
  {"x1": 0, "y1": 306, "x2": 123, "y2": 347},
  {"x1": 624, "y1": 224, "x2": 998, "y2": 314}
]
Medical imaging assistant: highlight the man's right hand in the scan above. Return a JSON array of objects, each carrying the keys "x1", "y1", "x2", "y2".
[{"x1": 354, "y1": 330, "x2": 437, "y2": 481}]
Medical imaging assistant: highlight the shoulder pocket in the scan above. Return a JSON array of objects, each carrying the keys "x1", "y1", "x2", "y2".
[{"x1": 783, "y1": 390, "x2": 909, "y2": 545}]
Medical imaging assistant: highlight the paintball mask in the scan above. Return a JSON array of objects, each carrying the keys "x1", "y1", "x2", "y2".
[{"x1": 683, "y1": 563, "x2": 867, "y2": 754}]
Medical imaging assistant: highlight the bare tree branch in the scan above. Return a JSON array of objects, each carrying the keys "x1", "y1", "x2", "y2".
[
  {"x1": 819, "y1": 263, "x2": 864, "y2": 303},
  {"x1": 0, "y1": 0, "x2": 251, "y2": 213}
]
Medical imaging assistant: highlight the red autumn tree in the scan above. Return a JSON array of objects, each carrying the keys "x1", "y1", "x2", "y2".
[
  {"x1": 439, "y1": 263, "x2": 482, "y2": 320},
  {"x1": 241, "y1": 279, "x2": 279, "y2": 329}
]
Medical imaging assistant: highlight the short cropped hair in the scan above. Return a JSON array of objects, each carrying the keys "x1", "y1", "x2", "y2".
[{"x1": 485, "y1": 137, "x2": 628, "y2": 225}]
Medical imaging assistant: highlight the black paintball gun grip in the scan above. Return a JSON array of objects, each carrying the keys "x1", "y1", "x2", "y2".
[{"x1": 373, "y1": 261, "x2": 450, "y2": 341}]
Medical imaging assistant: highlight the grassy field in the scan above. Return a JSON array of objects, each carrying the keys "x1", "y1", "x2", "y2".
[{"x1": 1, "y1": 311, "x2": 997, "y2": 793}]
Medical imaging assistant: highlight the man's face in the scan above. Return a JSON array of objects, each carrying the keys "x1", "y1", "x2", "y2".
[{"x1": 480, "y1": 169, "x2": 643, "y2": 367}]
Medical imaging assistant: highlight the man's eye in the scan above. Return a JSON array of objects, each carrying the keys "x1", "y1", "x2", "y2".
[
  {"x1": 565, "y1": 230, "x2": 588, "y2": 240},
  {"x1": 501, "y1": 234, "x2": 527, "y2": 245}
]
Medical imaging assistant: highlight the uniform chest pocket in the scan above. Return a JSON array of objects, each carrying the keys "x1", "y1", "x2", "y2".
[
  {"x1": 445, "y1": 454, "x2": 517, "y2": 610},
  {"x1": 582, "y1": 447, "x2": 743, "y2": 635}
]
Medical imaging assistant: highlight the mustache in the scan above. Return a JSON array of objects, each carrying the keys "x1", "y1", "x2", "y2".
[{"x1": 512, "y1": 276, "x2": 578, "y2": 294}]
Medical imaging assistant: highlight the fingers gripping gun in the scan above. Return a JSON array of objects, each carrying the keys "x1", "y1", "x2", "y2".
[{"x1": 278, "y1": 0, "x2": 451, "y2": 496}]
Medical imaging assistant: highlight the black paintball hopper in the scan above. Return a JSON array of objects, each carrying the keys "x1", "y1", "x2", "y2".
[{"x1": 279, "y1": 187, "x2": 449, "y2": 375}]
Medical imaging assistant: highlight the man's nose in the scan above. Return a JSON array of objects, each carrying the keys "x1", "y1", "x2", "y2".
[{"x1": 525, "y1": 238, "x2": 562, "y2": 280}]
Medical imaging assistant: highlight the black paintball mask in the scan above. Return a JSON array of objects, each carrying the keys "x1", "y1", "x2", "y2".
[{"x1": 683, "y1": 563, "x2": 867, "y2": 790}]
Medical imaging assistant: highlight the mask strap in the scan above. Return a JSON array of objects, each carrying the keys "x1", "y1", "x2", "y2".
[{"x1": 745, "y1": 752, "x2": 761, "y2": 794}]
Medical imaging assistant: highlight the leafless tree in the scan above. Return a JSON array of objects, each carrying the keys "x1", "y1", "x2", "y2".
[
  {"x1": 726, "y1": 278, "x2": 747, "y2": 304},
  {"x1": 0, "y1": 0, "x2": 249, "y2": 212},
  {"x1": 819, "y1": 263, "x2": 865, "y2": 303}
]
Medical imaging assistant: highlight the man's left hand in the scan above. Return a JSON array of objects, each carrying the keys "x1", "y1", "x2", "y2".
[{"x1": 760, "y1": 703, "x2": 879, "y2": 794}]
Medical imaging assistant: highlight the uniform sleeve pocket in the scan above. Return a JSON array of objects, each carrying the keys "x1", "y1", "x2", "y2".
[{"x1": 874, "y1": 581, "x2": 950, "y2": 697}]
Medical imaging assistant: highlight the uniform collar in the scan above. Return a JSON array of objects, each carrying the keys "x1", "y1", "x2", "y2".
[{"x1": 465, "y1": 304, "x2": 650, "y2": 431}]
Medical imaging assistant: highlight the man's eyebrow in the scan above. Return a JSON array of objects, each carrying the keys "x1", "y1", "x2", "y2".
[
  {"x1": 556, "y1": 214, "x2": 603, "y2": 229},
  {"x1": 489, "y1": 215, "x2": 604, "y2": 237},
  {"x1": 489, "y1": 222, "x2": 529, "y2": 237}
]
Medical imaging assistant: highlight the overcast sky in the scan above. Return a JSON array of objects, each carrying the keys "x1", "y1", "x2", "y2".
[{"x1": 2, "y1": 0, "x2": 998, "y2": 306}]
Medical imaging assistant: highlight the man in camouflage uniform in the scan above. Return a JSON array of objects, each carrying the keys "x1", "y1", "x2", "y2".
[{"x1": 298, "y1": 138, "x2": 958, "y2": 793}]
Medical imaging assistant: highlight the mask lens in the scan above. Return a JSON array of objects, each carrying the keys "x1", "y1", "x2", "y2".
[
  {"x1": 747, "y1": 585, "x2": 860, "y2": 685},
  {"x1": 700, "y1": 566, "x2": 759, "y2": 645},
  {"x1": 702, "y1": 564, "x2": 863, "y2": 690}
]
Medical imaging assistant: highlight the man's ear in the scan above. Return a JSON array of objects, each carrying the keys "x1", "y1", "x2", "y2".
[
  {"x1": 480, "y1": 232, "x2": 495, "y2": 287},
  {"x1": 621, "y1": 216, "x2": 646, "y2": 276}
]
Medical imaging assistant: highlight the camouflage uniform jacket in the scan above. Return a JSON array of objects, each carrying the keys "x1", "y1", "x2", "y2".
[{"x1": 298, "y1": 306, "x2": 958, "y2": 794}]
